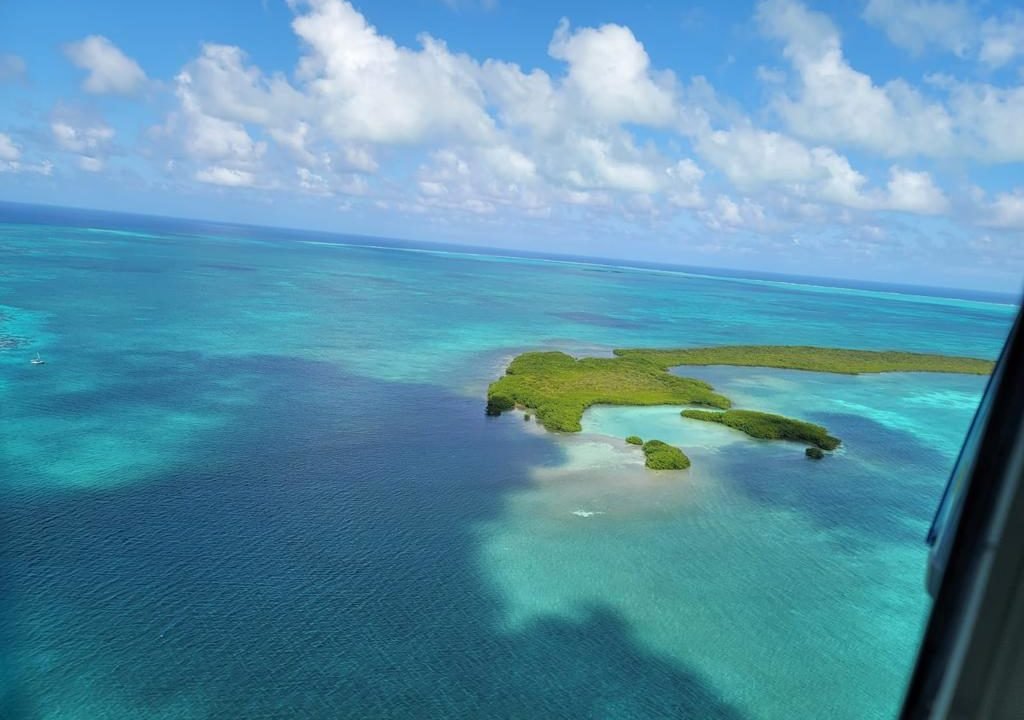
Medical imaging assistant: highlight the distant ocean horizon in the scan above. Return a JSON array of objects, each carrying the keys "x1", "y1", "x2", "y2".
[
  {"x1": 2, "y1": 200, "x2": 1017, "y2": 307},
  {"x1": 1, "y1": 203, "x2": 1018, "y2": 719}
]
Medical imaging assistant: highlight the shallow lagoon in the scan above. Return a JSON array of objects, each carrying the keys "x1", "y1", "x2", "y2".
[{"x1": 484, "y1": 367, "x2": 987, "y2": 718}]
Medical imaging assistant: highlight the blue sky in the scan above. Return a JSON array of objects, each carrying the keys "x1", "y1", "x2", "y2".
[{"x1": 1, "y1": 0, "x2": 1023, "y2": 292}]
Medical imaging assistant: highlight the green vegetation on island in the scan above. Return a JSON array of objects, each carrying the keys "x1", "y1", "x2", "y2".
[
  {"x1": 485, "y1": 393, "x2": 515, "y2": 416},
  {"x1": 681, "y1": 409, "x2": 841, "y2": 450},
  {"x1": 486, "y1": 351, "x2": 730, "y2": 432},
  {"x1": 642, "y1": 440, "x2": 691, "y2": 470},
  {"x1": 612, "y1": 345, "x2": 994, "y2": 376},
  {"x1": 805, "y1": 447, "x2": 826, "y2": 460},
  {"x1": 486, "y1": 344, "x2": 993, "y2": 468}
]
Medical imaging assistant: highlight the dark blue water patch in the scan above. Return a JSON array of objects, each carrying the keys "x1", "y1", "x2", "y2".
[
  {"x1": 1, "y1": 251, "x2": 188, "y2": 278},
  {"x1": 197, "y1": 263, "x2": 258, "y2": 273},
  {"x1": 55, "y1": 257, "x2": 176, "y2": 274},
  {"x1": 0, "y1": 309, "x2": 24, "y2": 349},
  {"x1": 712, "y1": 412, "x2": 950, "y2": 546},
  {"x1": 2, "y1": 354, "x2": 747, "y2": 720},
  {"x1": 579, "y1": 266, "x2": 628, "y2": 274},
  {"x1": 551, "y1": 312, "x2": 647, "y2": 330},
  {"x1": 10, "y1": 350, "x2": 244, "y2": 422}
]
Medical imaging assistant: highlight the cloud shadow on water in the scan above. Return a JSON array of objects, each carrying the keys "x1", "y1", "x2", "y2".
[
  {"x1": 713, "y1": 409, "x2": 959, "y2": 545},
  {"x1": 2, "y1": 353, "x2": 747, "y2": 720}
]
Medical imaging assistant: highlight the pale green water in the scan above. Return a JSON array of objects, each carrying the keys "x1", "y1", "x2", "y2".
[{"x1": 484, "y1": 367, "x2": 987, "y2": 718}]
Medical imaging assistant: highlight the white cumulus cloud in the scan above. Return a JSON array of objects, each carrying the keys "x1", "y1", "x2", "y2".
[
  {"x1": 64, "y1": 36, "x2": 147, "y2": 95},
  {"x1": 548, "y1": 20, "x2": 677, "y2": 127},
  {"x1": 51, "y1": 119, "x2": 115, "y2": 173},
  {"x1": 171, "y1": 70, "x2": 267, "y2": 170},
  {"x1": 78, "y1": 156, "x2": 105, "y2": 172},
  {"x1": 0, "y1": 132, "x2": 53, "y2": 175},
  {"x1": 195, "y1": 166, "x2": 257, "y2": 187},
  {"x1": 759, "y1": 0, "x2": 1024, "y2": 164},
  {"x1": 978, "y1": 188, "x2": 1024, "y2": 229},
  {"x1": 51, "y1": 121, "x2": 114, "y2": 153},
  {"x1": 154, "y1": 0, "x2": 707, "y2": 214},
  {"x1": 111, "y1": 0, "x2": 1024, "y2": 259},
  {"x1": 863, "y1": 0, "x2": 975, "y2": 57},
  {"x1": 979, "y1": 12, "x2": 1024, "y2": 68},
  {"x1": 758, "y1": 0, "x2": 954, "y2": 157},
  {"x1": 863, "y1": 0, "x2": 1024, "y2": 69},
  {"x1": 0, "y1": 132, "x2": 21, "y2": 162},
  {"x1": 292, "y1": 0, "x2": 494, "y2": 144},
  {"x1": 884, "y1": 167, "x2": 949, "y2": 214},
  {"x1": 700, "y1": 195, "x2": 767, "y2": 231}
]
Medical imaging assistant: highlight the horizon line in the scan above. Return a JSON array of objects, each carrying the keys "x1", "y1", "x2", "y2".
[{"x1": 1, "y1": 199, "x2": 1020, "y2": 306}]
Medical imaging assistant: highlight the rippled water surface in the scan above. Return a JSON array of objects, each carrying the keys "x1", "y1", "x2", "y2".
[{"x1": 0, "y1": 207, "x2": 1016, "y2": 719}]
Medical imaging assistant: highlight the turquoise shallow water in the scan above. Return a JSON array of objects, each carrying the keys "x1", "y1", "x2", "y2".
[{"x1": 0, "y1": 206, "x2": 1017, "y2": 719}]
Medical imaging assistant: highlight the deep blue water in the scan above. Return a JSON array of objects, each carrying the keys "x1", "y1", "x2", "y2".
[{"x1": 0, "y1": 206, "x2": 1017, "y2": 719}]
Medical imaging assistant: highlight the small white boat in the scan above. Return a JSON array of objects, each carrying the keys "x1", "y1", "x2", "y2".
[{"x1": 30, "y1": 352, "x2": 45, "y2": 365}]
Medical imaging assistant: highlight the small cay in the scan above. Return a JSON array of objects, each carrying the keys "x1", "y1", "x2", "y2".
[
  {"x1": 681, "y1": 409, "x2": 840, "y2": 451},
  {"x1": 486, "y1": 344, "x2": 994, "y2": 469},
  {"x1": 641, "y1": 440, "x2": 690, "y2": 470}
]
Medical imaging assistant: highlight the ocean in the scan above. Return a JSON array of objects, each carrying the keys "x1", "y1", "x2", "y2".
[{"x1": 0, "y1": 204, "x2": 1017, "y2": 719}]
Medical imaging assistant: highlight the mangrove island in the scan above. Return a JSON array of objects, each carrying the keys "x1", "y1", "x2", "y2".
[
  {"x1": 641, "y1": 440, "x2": 691, "y2": 470},
  {"x1": 486, "y1": 344, "x2": 993, "y2": 469},
  {"x1": 680, "y1": 409, "x2": 841, "y2": 451}
]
